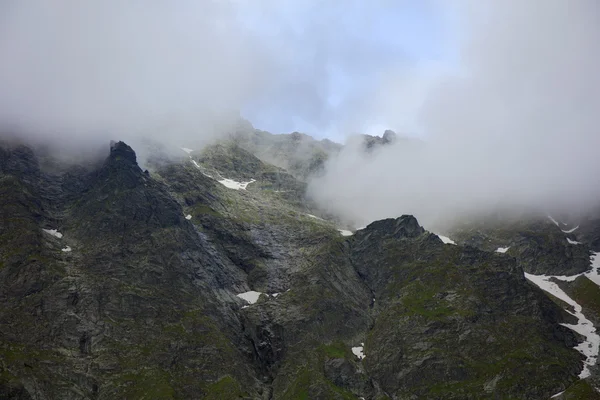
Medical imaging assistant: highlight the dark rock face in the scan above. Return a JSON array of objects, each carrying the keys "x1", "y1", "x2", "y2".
[
  {"x1": 577, "y1": 218, "x2": 600, "y2": 251},
  {"x1": 109, "y1": 140, "x2": 137, "y2": 164},
  {"x1": 0, "y1": 142, "x2": 256, "y2": 399},
  {"x1": 362, "y1": 215, "x2": 425, "y2": 240},
  {"x1": 452, "y1": 218, "x2": 592, "y2": 275},
  {"x1": 0, "y1": 141, "x2": 588, "y2": 399}
]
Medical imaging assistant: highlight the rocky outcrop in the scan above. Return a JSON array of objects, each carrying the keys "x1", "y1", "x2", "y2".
[
  {"x1": 452, "y1": 218, "x2": 592, "y2": 275},
  {"x1": 363, "y1": 130, "x2": 397, "y2": 151},
  {"x1": 227, "y1": 123, "x2": 341, "y2": 181}
]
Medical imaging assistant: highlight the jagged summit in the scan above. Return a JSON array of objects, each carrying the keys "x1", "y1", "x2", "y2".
[
  {"x1": 360, "y1": 214, "x2": 425, "y2": 239},
  {"x1": 109, "y1": 140, "x2": 137, "y2": 164},
  {"x1": 382, "y1": 129, "x2": 397, "y2": 143}
]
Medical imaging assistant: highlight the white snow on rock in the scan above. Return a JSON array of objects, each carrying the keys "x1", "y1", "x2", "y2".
[
  {"x1": 584, "y1": 253, "x2": 600, "y2": 287},
  {"x1": 563, "y1": 225, "x2": 580, "y2": 234},
  {"x1": 181, "y1": 147, "x2": 193, "y2": 154},
  {"x1": 548, "y1": 215, "x2": 560, "y2": 226},
  {"x1": 188, "y1": 158, "x2": 256, "y2": 190},
  {"x1": 306, "y1": 214, "x2": 325, "y2": 220},
  {"x1": 525, "y1": 271, "x2": 600, "y2": 378},
  {"x1": 43, "y1": 229, "x2": 63, "y2": 239},
  {"x1": 218, "y1": 178, "x2": 255, "y2": 190},
  {"x1": 189, "y1": 160, "x2": 215, "y2": 179},
  {"x1": 567, "y1": 238, "x2": 581, "y2": 245},
  {"x1": 271, "y1": 293, "x2": 280, "y2": 297},
  {"x1": 437, "y1": 235, "x2": 456, "y2": 245},
  {"x1": 495, "y1": 247, "x2": 510, "y2": 253},
  {"x1": 61, "y1": 246, "x2": 72, "y2": 252},
  {"x1": 338, "y1": 229, "x2": 353, "y2": 236},
  {"x1": 352, "y1": 343, "x2": 365, "y2": 360},
  {"x1": 185, "y1": 214, "x2": 192, "y2": 220},
  {"x1": 237, "y1": 291, "x2": 263, "y2": 304}
]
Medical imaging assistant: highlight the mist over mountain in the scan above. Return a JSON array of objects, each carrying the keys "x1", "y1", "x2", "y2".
[
  {"x1": 308, "y1": 0, "x2": 600, "y2": 229},
  {"x1": 4, "y1": 2, "x2": 600, "y2": 398},
  {"x1": 0, "y1": 1, "x2": 598, "y2": 228}
]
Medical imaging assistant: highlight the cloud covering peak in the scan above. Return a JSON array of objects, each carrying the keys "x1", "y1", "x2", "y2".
[
  {"x1": 308, "y1": 0, "x2": 600, "y2": 228},
  {"x1": 1, "y1": 1, "x2": 599, "y2": 226}
]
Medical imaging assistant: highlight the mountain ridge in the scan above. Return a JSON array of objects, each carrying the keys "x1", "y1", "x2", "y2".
[{"x1": 0, "y1": 139, "x2": 597, "y2": 399}]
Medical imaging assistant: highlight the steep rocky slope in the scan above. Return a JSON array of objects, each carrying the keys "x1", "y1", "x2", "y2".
[
  {"x1": 0, "y1": 140, "x2": 595, "y2": 399},
  {"x1": 229, "y1": 124, "x2": 341, "y2": 181},
  {"x1": 450, "y1": 217, "x2": 591, "y2": 275}
]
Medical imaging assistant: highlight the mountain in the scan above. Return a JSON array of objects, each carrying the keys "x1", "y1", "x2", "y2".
[
  {"x1": 226, "y1": 120, "x2": 411, "y2": 182},
  {"x1": 228, "y1": 122, "x2": 342, "y2": 181},
  {"x1": 0, "y1": 139, "x2": 599, "y2": 399}
]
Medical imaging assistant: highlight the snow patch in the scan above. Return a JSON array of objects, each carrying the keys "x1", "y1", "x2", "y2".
[
  {"x1": 61, "y1": 246, "x2": 72, "y2": 252},
  {"x1": 567, "y1": 238, "x2": 581, "y2": 245},
  {"x1": 338, "y1": 229, "x2": 353, "y2": 236},
  {"x1": 306, "y1": 214, "x2": 324, "y2": 220},
  {"x1": 43, "y1": 229, "x2": 63, "y2": 239},
  {"x1": 352, "y1": 343, "x2": 365, "y2": 360},
  {"x1": 437, "y1": 235, "x2": 456, "y2": 245},
  {"x1": 548, "y1": 215, "x2": 560, "y2": 226},
  {"x1": 584, "y1": 252, "x2": 600, "y2": 287},
  {"x1": 185, "y1": 214, "x2": 192, "y2": 220},
  {"x1": 218, "y1": 178, "x2": 255, "y2": 190},
  {"x1": 271, "y1": 293, "x2": 280, "y2": 297},
  {"x1": 189, "y1": 159, "x2": 254, "y2": 189},
  {"x1": 495, "y1": 247, "x2": 510, "y2": 253},
  {"x1": 525, "y1": 272, "x2": 600, "y2": 378},
  {"x1": 563, "y1": 225, "x2": 580, "y2": 233},
  {"x1": 190, "y1": 160, "x2": 214, "y2": 179},
  {"x1": 237, "y1": 291, "x2": 263, "y2": 304},
  {"x1": 181, "y1": 147, "x2": 193, "y2": 154}
]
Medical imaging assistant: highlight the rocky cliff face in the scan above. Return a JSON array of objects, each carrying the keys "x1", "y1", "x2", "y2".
[
  {"x1": 0, "y1": 141, "x2": 592, "y2": 399},
  {"x1": 451, "y1": 217, "x2": 592, "y2": 275}
]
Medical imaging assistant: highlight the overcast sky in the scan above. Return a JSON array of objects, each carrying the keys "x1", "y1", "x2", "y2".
[
  {"x1": 0, "y1": 0, "x2": 457, "y2": 144},
  {"x1": 1, "y1": 1, "x2": 599, "y2": 228},
  {"x1": 235, "y1": 0, "x2": 458, "y2": 139},
  {"x1": 307, "y1": 0, "x2": 600, "y2": 228}
]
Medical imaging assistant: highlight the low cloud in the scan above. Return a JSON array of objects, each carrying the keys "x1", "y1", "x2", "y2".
[
  {"x1": 0, "y1": 1, "x2": 276, "y2": 154},
  {"x1": 2, "y1": 1, "x2": 599, "y2": 226},
  {"x1": 308, "y1": 0, "x2": 600, "y2": 228}
]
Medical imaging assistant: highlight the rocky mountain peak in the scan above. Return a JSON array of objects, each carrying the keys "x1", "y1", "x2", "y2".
[
  {"x1": 382, "y1": 129, "x2": 397, "y2": 143},
  {"x1": 109, "y1": 140, "x2": 137, "y2": 165},
  {"x1": 97, "y1": 140, "x2": 144, "y2": 189},
  {"x1": 363, "y1": 214, "x2": 425, "y2": 239},
  {"x1": 363, "y1": 130, "x2": 398, "y2": 151}
]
